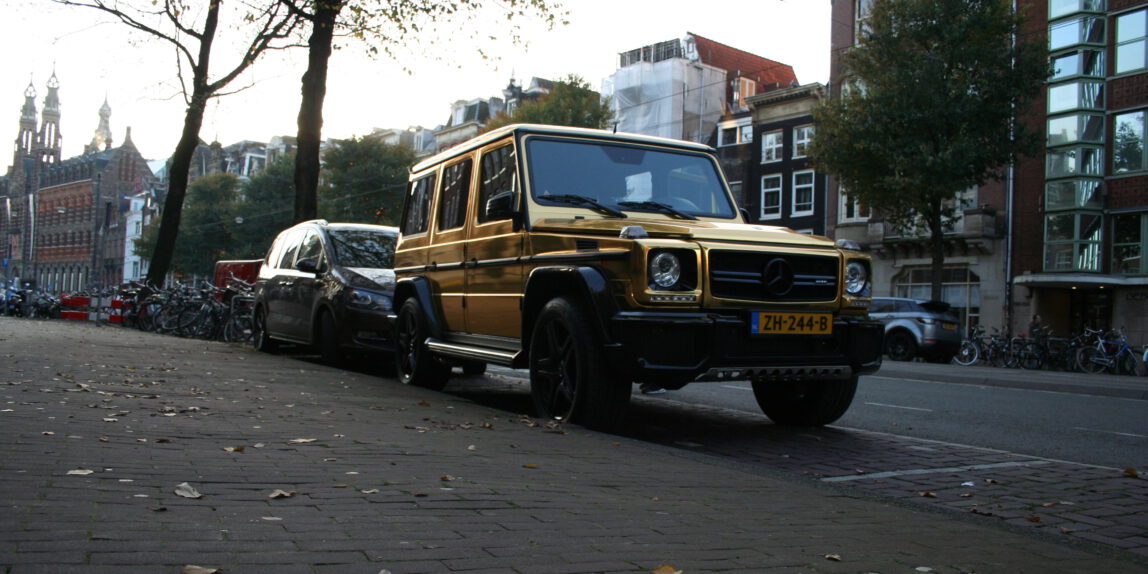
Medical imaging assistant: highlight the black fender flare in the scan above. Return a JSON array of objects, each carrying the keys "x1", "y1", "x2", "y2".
[
  {"x1": 393, "y1": 276, "x2": 444, "y2": 339},
  {"x1": 522, "y1": 266, "x2": 618, "y2": 354}
]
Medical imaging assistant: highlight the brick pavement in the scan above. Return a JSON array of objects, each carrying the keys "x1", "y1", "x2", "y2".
[{"x1": 2, "y1": 317, "x2": 1147, "y2": 573}]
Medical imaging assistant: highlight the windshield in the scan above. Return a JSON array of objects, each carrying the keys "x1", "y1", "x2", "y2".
[
  {"x1": 526, "y1": 137, "x2": 737, "y2": 219},
  {"x1": 327, "y1": 228, "x2": 397, "y2": 269}
]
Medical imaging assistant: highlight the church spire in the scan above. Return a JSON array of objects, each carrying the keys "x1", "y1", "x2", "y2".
[
  {"x1": 37, "y1": 70, "x2": 62, "y2": 165},
  {"x1": 86, "y1": 96, "x2": 113, "y2": 154},
  {"x1": 16, "y1": 78, "x2": 37, "y2": 158}
]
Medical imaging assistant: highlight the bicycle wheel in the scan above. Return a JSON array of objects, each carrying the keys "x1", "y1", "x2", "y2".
[
  {"x1": 953, "y1": 340, "x2": 979, "y2": 366},
  {"x1": 1117, "y1": 352, "x2": 1138, "y2": 376},
  {"x1": 1018, "y1": 341, "x2": 1043, "y2": 370},
  {"x1": 1077, "y1": 347, "x2": 1107, "y2": 374}
]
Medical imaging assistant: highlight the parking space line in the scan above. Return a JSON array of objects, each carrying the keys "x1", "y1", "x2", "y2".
[
  {"x1": 864, "y1": 401, "x2": 933, "y2": 412},
  {"x1": 821, "y1": 460, "x2": 1053, "y2": 482}
]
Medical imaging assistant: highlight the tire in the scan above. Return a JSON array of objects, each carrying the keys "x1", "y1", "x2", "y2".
[
  {"x1": 529, "y1": 297, "x2": 630, "y2": 432},
  {"x1": 395, "y1": 298, "x2": 450, "y2": 390},
  {"x1": 953, "y1": 340, "x2": 979, "y2": 366},
  {"x1": 1076, "y1": 347, "x2": 1106, "y2": 374},
  {"x1": 253, "y1": 307, "x2": 279, "y2": 354},
  {"x1": 318, "y1": 311, "x2": 344, "y2": 367},
  {"x1": 1117, "y1": 352, "x2": 1137, "y2": 376},
  {"x1": 885, "y1": 331, "x2": 917, "y2": 362},
  {"x1": 752, "y1": 376, "x2": 858, "y2": 426},
  {"x1": 461, "y1": 361, "x2": 487, "y2": 376}
]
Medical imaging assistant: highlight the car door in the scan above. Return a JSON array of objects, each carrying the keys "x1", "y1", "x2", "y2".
[
  {"x1": 428, "y1": 157, "x2": 474, "y2": 335},
  {"x1": 264, "y1": 227, "x2": 305, "y2": 337},
  {"x1": 464, "y1": 141, "x2": 524, "y2": 340},
  {"x1": 284, "y1": 228, "x2": 324, "y2": 341}
]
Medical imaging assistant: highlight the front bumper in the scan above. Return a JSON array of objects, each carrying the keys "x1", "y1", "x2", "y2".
[{"x1": 608, "y1": 311, "x2": 884, "y2": 388}]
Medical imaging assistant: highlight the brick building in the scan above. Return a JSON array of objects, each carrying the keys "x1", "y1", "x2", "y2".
[{"x1": 0, "y1": 73, "x2": 154, "y2": 291}]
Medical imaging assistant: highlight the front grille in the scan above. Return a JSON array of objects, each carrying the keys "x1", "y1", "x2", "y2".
[{"x1": 709, "y1": 250, "x2": 839, "y2": 303}]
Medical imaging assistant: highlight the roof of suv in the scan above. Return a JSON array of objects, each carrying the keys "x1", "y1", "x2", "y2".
[{"x1": 411, "y1": 123, "x2": 716, "y2": 173}]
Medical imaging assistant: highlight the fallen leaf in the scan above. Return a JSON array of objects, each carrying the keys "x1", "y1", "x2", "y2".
[
  {"x1": 651, "y1": 566, "x2": 683, "y2": 574},
  {"x1": 440, "y1": 475, "x2": 456, "y2": 482},
  {"x1": 181, "y1": 566, "x2": 220, "y2": 574},
  {"x1": 67, "y1": 469, "x2": 94, "y2": 476},
  {"x1": 223, "y1": 446, "x2": 245, "y2": 453},
  {"x1": 149, "y1": 506, "x2": 168, "y2": 512},
  {"x1": 289, "y1": 438, "x2": 317, "y2": 444},
  {"x1": 418, "y1": 400, "x2": 431, "y2": 407},
  {"x1": 42, "y1": 431, "x2": 55, "y2": 436},
  {"x1": 918, "y1": 491, "x2": 937, "y2": 498},
  {"x1": 98, "y1": 436, "x2": 109, "y2": 443},
  {"x1": 1027, "y1": 515, "x2": 1042, "y2": 523},
  {"x1": 361, "y1": 489, "x2": 379, "y2": 494},
  {"x1": 261, "y1": 516, "x2": 282, "y2": 521},
  {"x1": 1041, "y1": 502, "x2": 1059, "y2": 508},
  {"x1": 523, "y1": 463, "x2": 539, "y2": 469},
  {"x1": 825, "y1": 554, "x2": 842, "y2": 562},
  {"x1": 268, "y1": 489, "x2": 297, "y2": 499},
  {"x1": 174, "y1": 482, "x2": 203, "y2": 499},
  {"x1": 1124, "y1": 467, "x2": 1141, "y2": 478}
]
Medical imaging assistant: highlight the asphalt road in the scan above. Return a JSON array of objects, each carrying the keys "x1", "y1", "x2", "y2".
[{"x1": 641, "y1": 368, "x2": 1148, "y2": 469}]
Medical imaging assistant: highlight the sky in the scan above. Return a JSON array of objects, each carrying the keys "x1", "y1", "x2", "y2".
[{"x1": 0, "y1": 0, "x2": 831, "y2": 170}]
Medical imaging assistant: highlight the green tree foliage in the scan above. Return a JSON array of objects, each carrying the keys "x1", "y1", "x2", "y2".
[
  {"x1": 234, "y1": 153, "x2": 298, "y2": 258},
  {"x1": 810, "y1": 0, "x2": 1047, "y2": 300},
  {"x1": 282, "y1": 0, "x2": 565, "y2": 222},
  {"x1": 483, "y1": 75, "x2": 613, "y2": 132},
  {"x1": 136, "y1": 174, "x2": 241, "y2": 277},
  {"x1": 319, "y1": 136, "x2": 416, "y2": 226}
]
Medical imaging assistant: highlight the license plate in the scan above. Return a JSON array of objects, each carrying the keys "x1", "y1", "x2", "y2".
[
  {"x1": 942, "y1": 323, "x2": 958, "y2": 330},
  {"x1": 751, "y1": 312, "x2": 833, "y2": 335}
]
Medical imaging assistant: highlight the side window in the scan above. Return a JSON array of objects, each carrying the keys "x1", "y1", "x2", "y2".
[
  {"x1": 276, "y1": 229, "x2": 305, "y2": 269},
  {"x1": 401, "y1": 174, "x2": 436, "y2": 235},
  {"x1": 479, "y1": 145, "x2": 517, "y2": 223},
  {"x1": 296, "y1": 230, "x2": 323, "y2": 265},
  {"x1": 870, "y1": 299, "x2": 892, "y2": 313},
  {"x1": 439, "y1": 159, "x2": 473, "y2": 231},
  {"x1": 265, "y1": 232, "x2": 288, "y2": 267}
]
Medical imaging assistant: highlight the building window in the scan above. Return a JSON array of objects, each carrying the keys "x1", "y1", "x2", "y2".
[
  {"x1": 1047, "y1": 113, "x2": 1104, "y2": 146},
  {"x1": 1112, "y1": 212, "x2": 1148, "y2": 275},
  {"x1": 793, "y1": 125, "x2": 814, "y2": 159},
  {"x1": 718, "y1": 119, "x2": 753, "y2": 147},
  {"x1": 1051, "y1": 48, "x2": 1105, "y2": 80},
  {"x1": 760, "y1": 175, "x2": 782, "y2": 220},
  {"x1": 1116, "y1": 8, "x2": 1147, "y2": 74},
  {"x1": 1049, "y1": 16, "x2": 1105, "y2": 52},
  {"x1": 1046, "y1": 146, "x2": 1104, "y2": 178},
  {"x1": 1046, "y1": 179, "x2": 1102, "y2": 210},
  {"x1": 731, "y1": 76, "x2": 757, "y2": 110},
  {"x1": 1045, "y1": 212, "x2": 1103, "y2": 272},
  {"x1": 792, "y1": 170, "x2": 815, "y2": 216},
  {"x1": 1114, "y1": 110, "x2": 1146, "y2": 174},
  {"x1": 839, "y1": 186, "x2": 870, "y2": 223},
  {"x1": 892, "y1": 266, "x2": 981, "y2": 333},
  {"x1": 761, "y1": 130, "x2": 783, "y2": 163},
  {"x1": 1047, "y1": 80, "x2": 1104, "y2": 113},
  {"x1": 1049, "y1": 0, "x2": 1105, "y2": 20},
  {"x1": 856, "y1": 0, "x2": 874, "y2": 42}
]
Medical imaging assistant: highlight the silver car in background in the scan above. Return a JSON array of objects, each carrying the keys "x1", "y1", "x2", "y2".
[{"x1": 869, "y1": 297, "x2": 962, "y2": 363}]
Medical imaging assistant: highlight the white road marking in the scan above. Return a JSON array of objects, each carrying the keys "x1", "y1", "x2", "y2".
[
  {"x1": 821, "y1": 460, "x2": 1052, "y2": 483},
  {"x1": 864, "y1": 401, "x2": 933, "y2": 412},
  {"x1": 1074, "y1": 427, "x2": 1148, "y2": 439}
]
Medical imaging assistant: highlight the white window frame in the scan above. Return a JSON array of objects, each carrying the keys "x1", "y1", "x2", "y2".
[
  {"x1": 760, "y1": 174, "x2": 782, "y2": 220},
  {"x1": 792, "y1": 170, "x2": 815, "y2": 217},
  {"x1": 761, "y1": 130, "x2": 783, "y2": 163},
  {"x1": 838, "y1": 186, "x2": 869, "y2": 223},
  {"x1": 793, "y1": 125, "x2": 814, "y2": 159},
  {"x1": 718, "y1": 118, "x2": 753, "y2": 147}
]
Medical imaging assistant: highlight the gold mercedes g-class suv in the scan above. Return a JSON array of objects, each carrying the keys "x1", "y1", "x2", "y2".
[{"x1": 392, "y1": 124, "x2": 882, "y2": 431}]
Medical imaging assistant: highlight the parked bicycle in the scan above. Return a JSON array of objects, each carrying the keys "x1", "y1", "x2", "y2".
[{"x1": 1076, "y1": 327, "x2": 1138, "y2": 375}]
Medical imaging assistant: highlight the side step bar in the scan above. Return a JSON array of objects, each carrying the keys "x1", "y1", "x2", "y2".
[{"x1": 426, "y1": 338, "x2": 520, "y2": 367}]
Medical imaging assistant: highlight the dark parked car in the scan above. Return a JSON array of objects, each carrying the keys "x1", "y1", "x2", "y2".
[
  {"x1": 869, "y1": 297, "x2": 962, "y2": 363},
  {"x1": 253, "y1": 220, "x2": 399, "y2": 366}
]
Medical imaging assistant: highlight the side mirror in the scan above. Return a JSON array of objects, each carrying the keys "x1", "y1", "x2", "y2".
[
  {"x1": 295, "y1": 258, "x2": 321, "y2": 274},
  {"x1": 484, "y1": 191, "x2": 517, "y2": 222}
]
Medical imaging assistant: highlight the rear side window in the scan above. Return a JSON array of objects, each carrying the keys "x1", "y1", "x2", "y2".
[
  {"x1": 479, "y1": 145, "x2": 516, "y2": 223},
  {"x1": 870, "y1": 299, "x2": 893, "y2": 313},
  {"x1": 275, "y1": 228, "x2": 306, "y2": 269},
  {"x1": 439, "y1": 159, "x2": 473, "y2": 231},
  {"x1": 402, "y1": 175, "x2": 436, "y2": 235}
]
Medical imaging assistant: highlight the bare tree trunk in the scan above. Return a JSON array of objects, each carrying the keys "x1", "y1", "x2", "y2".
[
  {"x1": 293, "y1": 0, "x2": 343, "y2": 223},
  {"x1": 145, "y1": 0, "x2": 221, "y2": 287}
]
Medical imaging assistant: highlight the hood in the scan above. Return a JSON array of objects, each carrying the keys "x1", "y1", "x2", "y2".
[
  {"x1": 530, "y1": 217, "x2": 836, "y2": 248},
  {"x1": 341, "y1": 266, "x2": 397, "y2": 291}
]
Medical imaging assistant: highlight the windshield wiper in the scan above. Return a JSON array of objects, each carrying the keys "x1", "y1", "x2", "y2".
[
  {"x1": 617, "y1": 201, "x2": 698, "y2": 220},
  {"x1": 538, "y1": 194, "x2": 627, "y2": 218}
]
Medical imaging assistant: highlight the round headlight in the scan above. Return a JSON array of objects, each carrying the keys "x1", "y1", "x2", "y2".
[
  {"x1": 845, "y1": 261, "x2": 868, "y2": 295},
  {"x1": 649, "y1": 251, "x2": 682, "y2": 289}
]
